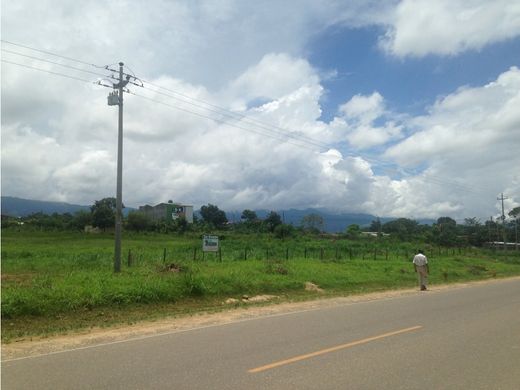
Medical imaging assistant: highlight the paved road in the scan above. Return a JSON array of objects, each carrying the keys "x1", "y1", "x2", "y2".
[{"x1": 3, "y1": 279, "x2": 520, "y2": 389}]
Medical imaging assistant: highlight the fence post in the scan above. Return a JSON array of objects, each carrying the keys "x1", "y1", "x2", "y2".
[
  {"x1": 219, "y1": 247, "x2": 222, "y2": 262},
  {"x1": 163, "y1": 248, "x2": 167, "y2": 263},
  {"x1": 304, "y1": 247, "x2": 307, "y2": 259},
  {"x1": 193, "y1": 247, "x2": 197, "y2": 261},
  {"x1": 266, "y1": 248, "x2": 269, "y2": 260},
  {"x1": 244, "y1": 248, "x2": 247, "y2": 261},
  {"x1": 286, "y1": 248, "x2": 289, "y2": 260},
  {"x1": 385, "y1": 249, "x2": 388, "y2": 260},
  {"x1": 374, "y1": 248, "x2": 377, "y2": 260},
  {"x1": 320, "y1": 248, "x2": 324, "y2": 260},
  {"x1": 349, "y1": 248, "x2": 352, "y2": 260},
  {"x1": 127, "y1": 249, "x2": 132, "y2": 267}
]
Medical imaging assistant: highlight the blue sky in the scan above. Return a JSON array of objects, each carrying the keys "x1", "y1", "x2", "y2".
[
  {"x1": 2, "y1": 0, "x2": 520, "y2": 221},
  {"x1": 309, "y1": 25, "x2": 520, "y2": 121}
]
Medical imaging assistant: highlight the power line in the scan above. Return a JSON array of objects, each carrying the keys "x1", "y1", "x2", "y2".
[
  {"x1": 139, "y1": 86, "x2": 330, "y2": 150},
  {"x1": 1, "y1": 39, "x2": 104, "y2": 68},
  {"x1": 141, "y1": 79, "x2": 332, "y2": 150},
  {"x1": 1, "y1": 59, "x2": 94, "y2": 84},
  {"x1": 1, "y1": 39, "x2": 331, "y2": 150},
  {"x1": 130, "y1": 91, "x2": 319, "y2": 151},
  {"x1": 1, "y1": 48, "x2": 115, "y2": 79}
]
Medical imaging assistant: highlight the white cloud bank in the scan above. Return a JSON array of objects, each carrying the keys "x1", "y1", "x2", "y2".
[
  {"x1": 2, "y1": 1, "x2": 519, "y2": 220},
  {"x1": 381, "y1": 0, "x2": 520, "y2": 57}
]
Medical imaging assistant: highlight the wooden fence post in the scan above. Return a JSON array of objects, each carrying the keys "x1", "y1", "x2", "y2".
[
  {"x1": 127, "y1": 249, "x2": 132, "y2": 267},
  {"x1": 286, "y1": 248, "x2": 289, "y2": 260},
  {"x1": 193, "y1": 247, "x2": 197, "y2": 261},
  {"x1": 163, "y1": 248, "x2": 167, "y2": 263}
]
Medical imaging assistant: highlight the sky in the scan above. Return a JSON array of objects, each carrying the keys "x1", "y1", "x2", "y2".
[{"x1": 1, "y1": 0, "x2": 520, "y2": 221}]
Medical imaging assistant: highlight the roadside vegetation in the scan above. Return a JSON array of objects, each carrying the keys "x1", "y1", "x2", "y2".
[{"x1": 2, "y1": 201, "x2": 519, "y2": 342}]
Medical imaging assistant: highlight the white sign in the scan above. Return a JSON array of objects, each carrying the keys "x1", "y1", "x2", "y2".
[{"x1": 203, "y1": 235, "x2": 219, "y2": 252}]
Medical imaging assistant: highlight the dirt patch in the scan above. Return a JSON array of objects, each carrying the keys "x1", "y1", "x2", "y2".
[{"x1": 3, "y1": 276, "x2": 519, "y2": 361}]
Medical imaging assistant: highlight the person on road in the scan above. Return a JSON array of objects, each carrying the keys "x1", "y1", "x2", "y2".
[{"x1": 413, "y1": 250, "x2": 429, "y2": 291}]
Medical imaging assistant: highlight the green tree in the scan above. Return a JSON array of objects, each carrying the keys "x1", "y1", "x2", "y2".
[
  {"x1": 241, "y1": 209, "x2": 258, "y2": 222},
  {"x1": 264, "y1": 211, "x2": 282, "y2": 232},
  {"x1": 433, "y1": 217, "x2": 458, "y2": 246},
  {"x1": 300, "y1": 213, "x2": 324, "y2": 233},
  {"x1": 69, "y1": 210, "x2": 92, "y2": 231},
  {"x1": 91, "y1": 197, "x2": 117, "y2": 231},
  {"x1": 126, "y1": 212, "x2": 153, "y2": 232},
  {"x1": 346, "y1": 224, "x2": 361, "y2": 238},
  {"x1": 200, "y1": 204, "x2": 228, "y2": 229},
  {"x1": 369, "y1": 218, "x2": 382, "y2": 235},
  {"x1": 274, "y1": 223, "x2": 295, "y2": 239},
  {"x1": 509, "y1": 206, "x2": 520, "y2": 219},
  {"x1": 382, "y1": 218, "x2": 419, "y2": 241}
]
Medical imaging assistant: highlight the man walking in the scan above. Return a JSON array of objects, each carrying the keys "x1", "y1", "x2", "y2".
[{"x1": 413, "y1": 250, "x2": 429, "y2": 291}]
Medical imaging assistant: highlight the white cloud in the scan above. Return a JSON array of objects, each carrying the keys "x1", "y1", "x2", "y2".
[
  {"x1": 2, "y1": 0, "x2": 519, "y2": 222},
  {"x1": 381, "y1": 0, "x2": 520, "y2": 57},
  {"x1": 383, "y1": 67, "x2": 520, "y2": 217}
]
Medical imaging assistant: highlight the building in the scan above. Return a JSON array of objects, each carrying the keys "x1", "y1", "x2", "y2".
[{"x1": 139, "y1": 202, "x2": 193, "y2": 223}]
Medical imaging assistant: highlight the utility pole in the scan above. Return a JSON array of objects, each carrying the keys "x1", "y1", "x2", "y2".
[
  {"x1": 107, "y1": 62, "x2": 128, "y2": 273},
  {"x1": 104, "y1": 62, "x2": 140, "y2": 273},
  {"x1": 497, "y1": 193, "x2": 508, "y2": 251}
]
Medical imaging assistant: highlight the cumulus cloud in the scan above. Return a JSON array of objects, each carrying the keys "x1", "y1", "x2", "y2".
[
  {"x1": 381, "y1": 0, "x2": 520, "y2": 57},
  {"x1": 384, "y1": 67, "x2": 520, "y2": 217}
]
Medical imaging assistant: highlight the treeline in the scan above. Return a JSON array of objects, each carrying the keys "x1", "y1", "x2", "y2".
[{"x1": 2, "y1": 198, "x2": 519, "y2": 247}]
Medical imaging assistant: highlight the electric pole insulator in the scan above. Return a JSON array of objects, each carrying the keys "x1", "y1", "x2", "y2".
[{"x1": 107, "y1": 91, "x2": 119, "y2": 106}]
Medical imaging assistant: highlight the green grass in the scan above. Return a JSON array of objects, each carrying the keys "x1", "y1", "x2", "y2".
[{"x1": 2, "y1": 230, "x2": 520, "y2": 342}]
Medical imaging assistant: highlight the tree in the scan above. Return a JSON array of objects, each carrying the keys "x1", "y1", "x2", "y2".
[
  {"x1": 509, "y1": 206, "x2": 520, "y2": 219},
  {"x1": 433, "y1": 216, "x2": 458, "y2": 246},
  {"x1": 346, "y1": 224, "x2": 361, "y2": 238},
  {"x1": 126, "y1": 212, "x2": 152, "y2": 232},
  {"x1": 300, "y1": 213, "x2": 324, "y2": 233},
  {"x1": 274, "y1": 223, "x2": 295, "y2": 239},
  {"x1": 200, "y1": 204, "x2": 228, "y2": 229},
  {"x1": 241, "y1": 209, "x2": 258, "y2": 223},
  {"x1": 369, "y1": 218, "x2": 382, "y2": 234},
  {"x1": 91, "y1": 197, "x2": 117, "y2": 231},
  {"x1": 69, "y1": 210, "x2": 92, "y2": 231},
  {"x1": 382, "y1": 218, "x2": 420, "y2": 241},
  {"x1": 264, "y1": 211, "x2": 282, "y2": 233}
]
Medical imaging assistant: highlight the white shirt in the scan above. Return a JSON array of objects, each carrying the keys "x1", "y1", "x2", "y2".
[{"x1": 413, "y1": 253, "x2": 428, "y2": 266}]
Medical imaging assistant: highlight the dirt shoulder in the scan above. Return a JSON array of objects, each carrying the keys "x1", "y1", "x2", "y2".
[{"x1": 3, "y1": 276, "x2": 520, "y2": 361}]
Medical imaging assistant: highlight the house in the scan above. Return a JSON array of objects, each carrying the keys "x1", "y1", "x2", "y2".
[{"x1": 139, "y1": 201, "x2": 193, "y2": 223}]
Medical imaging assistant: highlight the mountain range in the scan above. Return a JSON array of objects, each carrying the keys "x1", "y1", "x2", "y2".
[{"x1": 1, "y1": 196, "x2": 433, "y2": 232}]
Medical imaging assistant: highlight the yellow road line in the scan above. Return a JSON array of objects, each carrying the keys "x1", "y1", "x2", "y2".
[{"x1": 248, "y1": 325, "x2": 422, "y2": 373}]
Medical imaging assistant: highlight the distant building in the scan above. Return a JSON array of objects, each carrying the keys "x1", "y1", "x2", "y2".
[{"x1": 139, "y1": 202, "x2": 193, "y2": 223}]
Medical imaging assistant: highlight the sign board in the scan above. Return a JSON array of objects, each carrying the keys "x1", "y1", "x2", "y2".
[{"x1": 202, "y1": 235, "x2": 219, "y2": 252}]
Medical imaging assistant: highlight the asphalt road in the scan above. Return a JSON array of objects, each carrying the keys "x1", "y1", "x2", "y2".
[{"x1": 3, "y1": 278, "x2": 520, "y2": 389}]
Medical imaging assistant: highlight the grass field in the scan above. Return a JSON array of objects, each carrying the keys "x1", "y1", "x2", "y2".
[{"x1": 2, "y1": 230, "x2": 520, "y2": 342}]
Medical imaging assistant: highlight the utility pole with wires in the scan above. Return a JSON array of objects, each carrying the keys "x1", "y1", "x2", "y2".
[
  {"x1": 106, "y1": 62, "x2": 133, "y2": 273},
  {"x1": 497, "y1": 193, "x2": 508, "y2": 251}
]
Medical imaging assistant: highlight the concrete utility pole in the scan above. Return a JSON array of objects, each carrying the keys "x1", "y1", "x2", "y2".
[
  {"x1": 104, "y1": 62, "x2": 139, "y2": 273},
  {"x1": 114, "y1": 63, "x2": 124, "y2": 273},
  {"x1": 497, "y1": 193, "x2": 508, "y2": 251}
]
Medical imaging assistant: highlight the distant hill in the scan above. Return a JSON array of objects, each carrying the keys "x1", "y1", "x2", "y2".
[
  {"x1": 1, "y1": 196, "x2": 90, "y2": 217},
  {"x1": 1, "y1": 196, "x2": 138, "y2": 217},
  {"x1": 226, "y1": 208, "x2": 395, "y2": 233},
  {"x1": 2, "y1": 196, "x2": 433, "y2": 232}
]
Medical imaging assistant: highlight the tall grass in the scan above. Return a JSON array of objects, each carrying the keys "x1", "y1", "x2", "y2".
[{"x1": 2, "y1": 230, "x2": 520, "y2": 321}]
